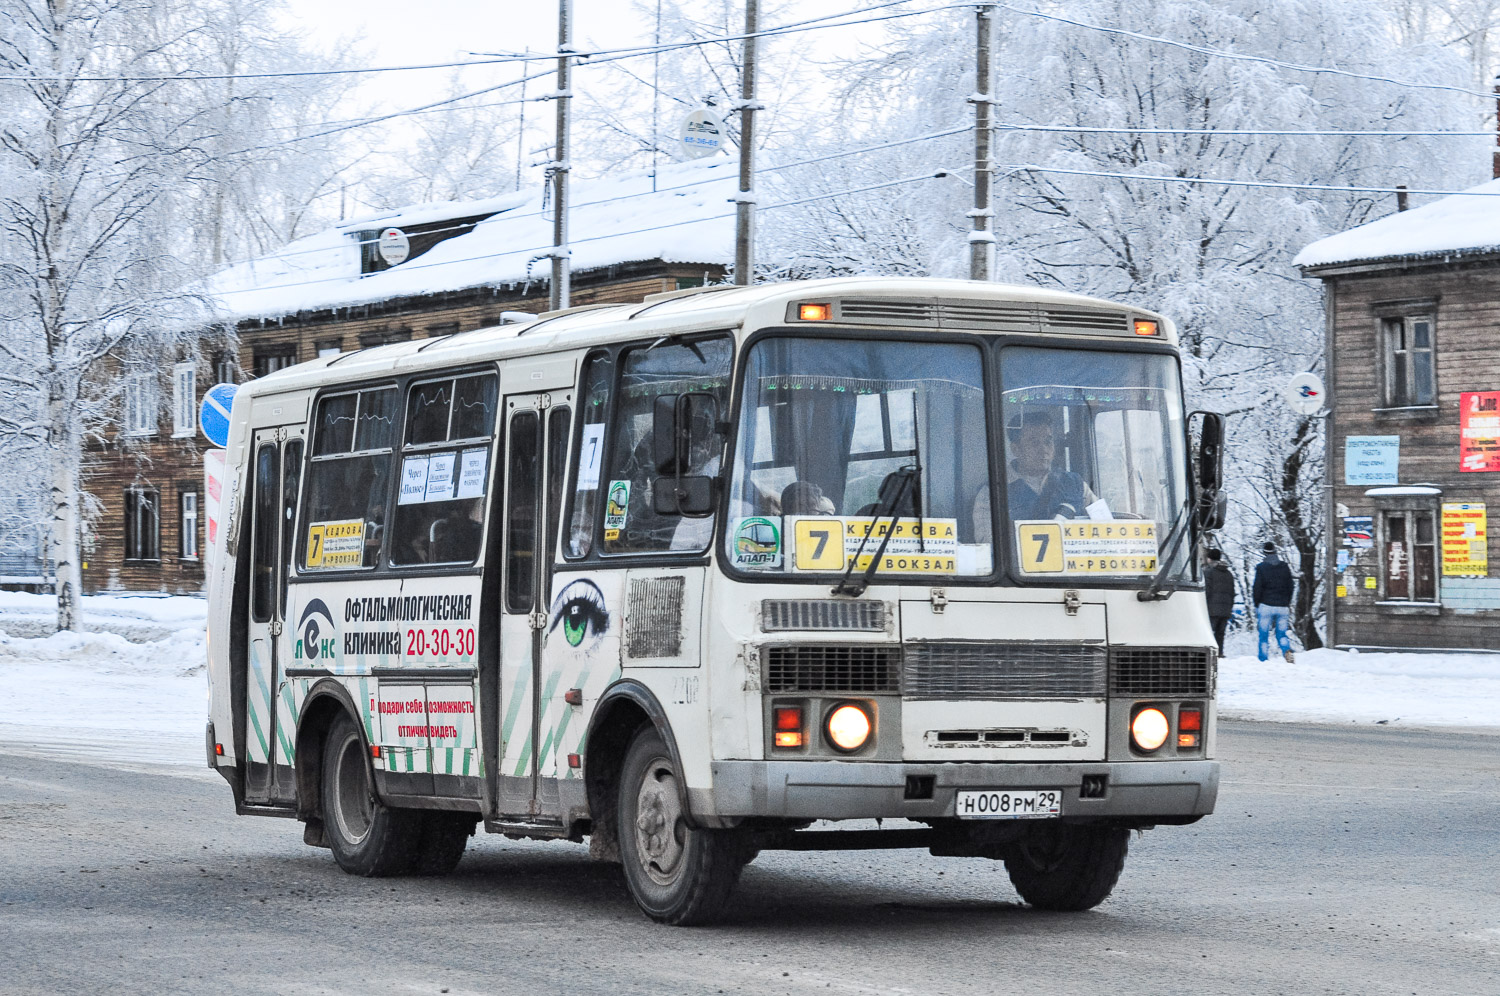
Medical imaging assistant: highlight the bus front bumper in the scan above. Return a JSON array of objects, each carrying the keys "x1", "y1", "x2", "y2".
[{"x1": 705, "y1": 759, "x2": 1218, "y2": 822}]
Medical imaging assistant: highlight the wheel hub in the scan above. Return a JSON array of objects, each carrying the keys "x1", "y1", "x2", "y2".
[{"x1": 634, "y1": 760, "x2": 685, "y2": 886}]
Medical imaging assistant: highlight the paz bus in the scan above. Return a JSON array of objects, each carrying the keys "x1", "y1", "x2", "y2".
[{"x1": 204, "y1": 277, "x2": 1225, "y2": 925}]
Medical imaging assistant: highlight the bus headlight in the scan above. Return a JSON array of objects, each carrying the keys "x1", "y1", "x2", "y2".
[
  {"x1": 824, "y1": 703, "x2": 873, "y2": 753},
  {"x1": 1130, "y1": 707, "x2": 1170, "y2": 753}
]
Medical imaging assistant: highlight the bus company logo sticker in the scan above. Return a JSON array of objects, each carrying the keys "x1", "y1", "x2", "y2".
[
  {"x1": 548, "y1": 579, "x2": 610, "y2": 649},
  {"x1": 603, "y1": 480, "x2": 630, "y2": 542},
  {"x1": 296, "y1": 598, "x2": 337, "y2": 660},
  {"x1": 731, "y1": 516, "x2": 782, "y2": 569}
]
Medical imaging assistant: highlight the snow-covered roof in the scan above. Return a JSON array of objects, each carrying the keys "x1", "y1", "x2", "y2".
[
  {"x1": 1294, "y1": 178, "x2": 1500, "y2": 270},
  {"x1": 205, "y1": 157, "x2": 735, "y2": 321}
]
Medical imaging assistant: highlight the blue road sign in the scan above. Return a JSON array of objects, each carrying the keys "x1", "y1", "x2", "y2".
[{"x1": 200, "y1": 383, "x2": 238, "y2": 448}]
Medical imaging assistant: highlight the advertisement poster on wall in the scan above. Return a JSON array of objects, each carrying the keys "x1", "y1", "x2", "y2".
[
  {"x1": 1441, "y1": 503, "x2": 1487, "y2": 576},
  {"x1": 1460, "y1": 391, "x2": 1500, "y2": 472},
  {"x1": 1344, "y1": 436, "x2": 1400, "y2": 486}
]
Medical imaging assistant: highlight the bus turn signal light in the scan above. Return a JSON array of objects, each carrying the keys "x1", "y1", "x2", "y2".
[
  {"x1": 799, "y1": 303, "x2": 832, "y2": 321},
  {"x1": 1133, "y1": 319, "x2": 1159, "y2": 336},
  {"x1": 215, "y1": 743, "x2": 224, "y2": 756},
  {"x1": 774, "y1": 705, "x2": 804, "y2": 748},
  {"x1": 825, "y1": 703, "x2": 873, "y2": 753}
]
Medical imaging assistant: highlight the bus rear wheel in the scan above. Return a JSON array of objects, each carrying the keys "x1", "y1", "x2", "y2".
[
  {"x1": 321, "y1": 714, "x2": 423, "y2": 877},
  {"x1": 617, "y1": 727, "x2": 748, "y2": 925},
  {"x1": 1004, "y1": 823, "x2": 1129, "y2": 911}
]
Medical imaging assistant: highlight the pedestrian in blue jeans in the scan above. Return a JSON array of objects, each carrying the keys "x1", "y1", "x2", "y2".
[{"x1": 1251, "y1": 541, "x2": 1295, "y2": 662}]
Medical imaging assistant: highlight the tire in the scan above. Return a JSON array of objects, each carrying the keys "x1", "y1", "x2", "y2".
[
  {"x1": 1004, "y1": 823, "x2": 1130, "y2": 911},
  {"x1": 410, "y1": 812, "x2": 476, "y2": 877},
  {"x1": 617, "y1": 727, "x2": 749, "y2": 925},
  {"x1": 320, "y1": 714, "x2": 423, "y2": 877}
]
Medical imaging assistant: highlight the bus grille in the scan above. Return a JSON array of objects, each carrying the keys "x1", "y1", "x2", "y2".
[
  {"x1": 903, "y1": 642, "x2": 1107, "y2": 699},
  {"x1": 1109, "y1": 647, "x2": 1215, "y2": 696},
  {"x1": 1042, "y1": 308, "x2": 1132, "y2": 333},
  {"x1": 762, "y1": 599, "x2": 886, "y2": 632},
  {"x1": 763, "y1": 645, "x2": 901, "y2": 693}
]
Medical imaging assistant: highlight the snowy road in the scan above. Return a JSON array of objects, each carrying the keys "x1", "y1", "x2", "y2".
[{"x1": 1, "y1": 720, "x2": 1495, "y2": 996}]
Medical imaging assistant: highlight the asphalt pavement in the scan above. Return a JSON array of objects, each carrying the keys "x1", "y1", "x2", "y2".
[{"x1": 0, "y1": 720, "x2": 1495, "y2": 996}]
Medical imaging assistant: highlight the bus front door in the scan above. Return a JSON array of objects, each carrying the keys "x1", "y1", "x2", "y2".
[
  {"x1": 243, "y1": 426, "x2": 304, "y2": 805},
  {"x1": 495, "y1": 392, "x2": 572, "y2": 819}
]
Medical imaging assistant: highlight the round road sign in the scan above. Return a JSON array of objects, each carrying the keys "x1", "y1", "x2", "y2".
[
  {"x1": 679, "y1": 108, "x2": 725, "y2": 159},
  {"x1": 1286, "y1": 371, "x2": 1326, "y2": 415},
  {"x1": 200, "y1": 383, "x2": 238, "y2": 448},
  {"x1": 378, "y1": 228, "x2": 410, "y2": 266}
]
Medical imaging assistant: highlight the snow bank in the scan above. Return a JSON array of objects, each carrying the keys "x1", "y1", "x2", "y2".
[
  {"x1": 1294, "y1": 177, "x2": 1500, "y2": 268},
  {"x1": 206, "y1": 157, "x2": 737, "y2": 322},
  {"x1": 1218, "y1": 648, "x2": 1500, "y2": 727},
  {"x1": 0, "y1": 595, "x2": 206, "y2": 767}
]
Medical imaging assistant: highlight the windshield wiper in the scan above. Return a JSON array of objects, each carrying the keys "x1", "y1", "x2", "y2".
[
  {"x1": 1137, "y1": 495, "x2": 1194, "y2": 601},
  {"x1": 832, "y1": 465, "x2": 919, "y2": 597}
]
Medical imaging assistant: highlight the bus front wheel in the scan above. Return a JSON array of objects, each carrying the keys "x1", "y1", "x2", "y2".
[
  {"x1": 617, "y1": 727, "x2": 748, "y2": 925},
  {"x1": 1004, "y1": 823, "x2": 1129, "y2": 911},
  {"x1": 321, "y1": 714, "x2": 423, "y2": 876}
]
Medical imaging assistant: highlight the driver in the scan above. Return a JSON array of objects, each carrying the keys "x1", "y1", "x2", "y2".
[{"x1": 1006, "y1": 412, "x2": 1096, "y2": 520}]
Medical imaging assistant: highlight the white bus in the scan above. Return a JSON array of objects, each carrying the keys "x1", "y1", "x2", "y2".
[{"x1": 205, "y1": 277, "x2": 1225, "y2": 924}]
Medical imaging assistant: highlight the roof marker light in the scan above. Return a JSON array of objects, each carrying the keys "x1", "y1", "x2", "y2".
[
  {"x1": 1133, "y1": 319, "x2": 1159, "y2": 337},
  {"x1": 799, "y1": 303, "x2": 832, "y2": 321}
]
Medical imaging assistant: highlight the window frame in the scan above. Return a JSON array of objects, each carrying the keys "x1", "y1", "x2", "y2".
[
  {"x1": 579, "y1": 331, "x2": 734, "y2": 562},
  {"x1": 563, "y1": 349, "x2": 618, "y2": 562},
  {"x1": 122, "y1": 372, "x2": 157, "y2": 437},
  {"x1": 1374, "y1": 302, "x2": 1438, "y2": 411},
  {"x1": 171, "y1": 361, "x2": 197, "y2": 438},
  {"x1": 1377, "y1": 504, "x2": 1440, "y2": 605},
  {"x1": 123, "y1": 486, "x2": 161, "y2": 563},
  {"x1": 389, "y1": 369, "x2": 500, "y2": 570},
  {"x1": 297, "y1": 382, "x2": 401, "y2": 575},
  {"x1": 253, "y1": 348, "x2": 298, "y2": 379},
  {"x1": 179, "y1": 487, "x2": 199, "y2": 561}
]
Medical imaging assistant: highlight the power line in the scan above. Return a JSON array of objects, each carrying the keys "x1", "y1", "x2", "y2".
[
  {"x1": 998, "y1": 162, "x2": 1500, "y2": 197},
  {"x1": 999, "y1": 124, "x2": 1498, "y2": 138},
  {"x1": 998, "y1": 3, "x2": 1500, "y2": 102},
  {"x1": 0, "y1": 1, "x2": 961, "y2": 83}
]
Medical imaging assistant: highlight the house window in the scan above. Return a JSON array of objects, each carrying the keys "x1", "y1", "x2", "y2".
[
  {"x1": 213, "y1": 352, "x2": 238, "y2": 385},
  {"x1": 316, "y1": 338, "x2": 343, "y2": 358},
  {"x1": 180, "y1": 490, "x2": 199, "y2": 560},
  {"x1": 124, "y1": 488, "x2": 160, "y2": 562},
  {"x1": 1381, "y1": 314, "x2": 1435, "y2": 408},
  {"x1": 172, "y1": 362, "x2": 197, "y2": 437},
  {"x1": 123, "y1": 373, "x2": 157, "y2": 436},
  {"x1": 358, "y1": 328, "x2": 412, "y2": 348},
  {"x1": 1383, "y1": 508, "x2": 1437, "y2": 602},
  {"x1": 253, "y1": 348, "x2": 297, "y2": 378}
]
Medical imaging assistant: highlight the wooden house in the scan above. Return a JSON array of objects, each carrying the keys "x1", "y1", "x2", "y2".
[
  {"x1": 81, "y1": 159, "x2": 734, "y2": 594},
  {"x1": 1296, "y1": 179, "x2": 1500, "y2": 649}
]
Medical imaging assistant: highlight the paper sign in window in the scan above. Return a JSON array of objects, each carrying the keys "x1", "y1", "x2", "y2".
[
  {"x1": 576, "y1": 423, "x2": 605, "y2": 491},
  {"x1": 424, "y1": 452, "x2": 456, "y2": 502},
  {"x1": 455, "y1": 447, "x2": 488, "y2": 499},
  {"x1": 399, "y1": 455, "x2": 430, "y2": 505}
]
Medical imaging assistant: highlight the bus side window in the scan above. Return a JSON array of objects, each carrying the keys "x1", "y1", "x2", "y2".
[
  {"x1": 391, "y1": 372, "x2": 498, "y2": 567},
  {"x1": 600, "y1": 336, "x2": 732, "y2": 556},
  {"x1": 301, "y1": 386, "x2": 398, "y2": 571},
  {"x1": 251, "y1": 443, "x2": 278, "y2": 622},
  {"x1": 546, "y1": 406, "x2": 572, "y2": 564},
  {"x1": 567, "y1": 351, "x2": 613, "y2": 558},
  {"x1": 505, "y1": 411, "x2": 540, "y2": 613}
]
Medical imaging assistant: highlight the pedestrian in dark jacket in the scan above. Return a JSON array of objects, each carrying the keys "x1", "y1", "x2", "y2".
[
  {"x1": 1203, "y1": 548, "x2": 1235, "y2": 655},
  {"x1": 1251, "y1": 542, "x2": 1295, "y2": 662}
]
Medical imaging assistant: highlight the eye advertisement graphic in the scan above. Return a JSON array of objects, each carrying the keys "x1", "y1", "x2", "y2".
[{"x1": 548, "y1": 579, "x2": 610, "y2": 649}]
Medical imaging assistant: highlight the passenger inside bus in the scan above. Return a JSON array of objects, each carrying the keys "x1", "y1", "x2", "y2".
[{"x1": 780, "y1": 481, "x2": 835, "y2": 516}]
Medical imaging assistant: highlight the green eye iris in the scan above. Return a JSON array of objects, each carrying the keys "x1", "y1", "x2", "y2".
[{"x1": 563, "y1": 610, "x2": 587, "y2": 647}]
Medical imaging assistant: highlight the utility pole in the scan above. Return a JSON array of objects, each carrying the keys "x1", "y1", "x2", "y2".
[
  {"x1": 969, "y1": 4, "x2": 996, "y2": 282},
  {"x1": 1492, "y1": 75, "x2": 1500, "y2": 180},
  {"x1": 550, "y1": 0, "x2": 573, "y2": 311},
  {"x1": 734, "y1": 0, "x2": 759, "y2": 285}
]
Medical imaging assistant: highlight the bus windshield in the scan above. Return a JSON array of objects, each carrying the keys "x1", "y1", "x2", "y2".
[
  {"x1": 724, "y1": 337, "x2": 1192, "y2": 584},
  {"x1": 999, "y1": 346, "x2": 1190, "y2": 583},
  {"x1": 724, "y1": 337, "x2": 995, "y2": 577}
]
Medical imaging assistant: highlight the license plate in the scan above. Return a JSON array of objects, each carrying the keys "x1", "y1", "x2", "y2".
[{"x1": 954, "y1": 789, "x2": 1062, "y2": 820}]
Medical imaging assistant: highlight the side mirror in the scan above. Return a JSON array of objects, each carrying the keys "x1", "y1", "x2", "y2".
[
  {"x1": 1197, "y1": 411, "x2": 1224, "y2": 495},
  {"x1": 651, "y1": 392, "x2": 720, "y2": 517}
]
